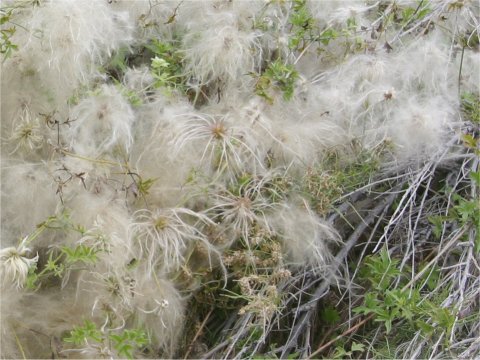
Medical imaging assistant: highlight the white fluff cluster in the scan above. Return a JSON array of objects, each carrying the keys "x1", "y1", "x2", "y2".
[
  {"x1": 178, "y1": 0, "x2": 263, "y2": 89},
  {"x1": 1, "y1": 0, "x2": 132, "y2": 131},
  {"x1": 68, "y1": 84, "x2": 135, "y2": 157},
  {"x1": 1, "y1": 0, "x2": 478, "y2": 358}
]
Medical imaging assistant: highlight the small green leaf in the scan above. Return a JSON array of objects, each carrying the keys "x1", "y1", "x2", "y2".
[
  {"x1": 454, "y1": 198, "x2": 478, "y2": 224},
  {"x1": 319, "y1": 28, "x2": 338, "y2": 46},
  {"x1": 254, "y1": 60, "x2": 298, "y2": 103},
  {"x1": 61, "y1": 244, "x2": 99, "y2": 264},
  {"x1": 321, "y1": 305, "x2": 340, "y2": 325},
  {"x1": 416, "y1": 319, "x2": 435, "y2": 336},
  {"x1": 0, "y1": 15, "x2": 11, "y2": 26},
  {"x1": 333, "y1": 346, "x2": 351, "y2": 359},
  {"x1": 428, "y1": 215, "x2": 448, "y2": 239},
  {"x1": 109, "y1": 328, "x2": 148, "y2": 359},
  {"x1": 462, "y1": 134, "x2": 478, "y2": 149},
  {"x1": 64, "y1": 320, "x2": 102, "y2": 345},
  {"x1": 470, "y1": 171, "x2": 480, "y2": 185},
  {"x1": 351, "y1": 342, "x2": 365, "y2": 353}
]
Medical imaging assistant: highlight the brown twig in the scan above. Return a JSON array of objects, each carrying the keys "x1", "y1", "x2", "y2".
[
  {"x1": 183, "y1": 307, "x2": 214, "y2": 359},
  {"x1": 307, "y1": 314, "x2": 375, "y2": 359}
]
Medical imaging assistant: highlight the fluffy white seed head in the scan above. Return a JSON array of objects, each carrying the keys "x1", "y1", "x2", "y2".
[
  {"x1": 169, "y1": 112, "x2": 265, "y2": 179},
  {"x1": 1, "y1": 162, "x2": 58, "y2": 240},
  {"x1": 207, "y1": 174, "x2": 282, "y2": 247},
  {"x1": 1, "y1": 0, "x2": 133, "y2": 121},
  {"x1": 67, "y1": 84, "x2": 135, "y2": 157},
  {"x1": 182, "y1": 25, "x2": 261, "y2": 87},
  {"x1": 131, "y1": 274, "x2": 185, "y2": 356},
  {"x1": 269, "y1": 200, "x2": 340, "y2": 271},
  {"x1": 6, "y1": 106, "x2": 44, "y2": 159},
  {"x1": 129, "y1": 207, "x2": 214, "y2": 273},
  {"x1": 387, "y1": 96, "x2": 458, "y2": 159},
  {"x1": 0, "y1": 238, "x2": 38, "y2": 289}
]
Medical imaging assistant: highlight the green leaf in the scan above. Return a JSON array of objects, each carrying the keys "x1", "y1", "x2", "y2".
[
  {"x1": 64, "y1": 320, "x2": 102, "y2": 345},
  {"x1": 61, "y1": 244, "x2": 99, "y2": 264},
  {"x1": 416, "y1": 319, "x2": 435, "y2": 336},
  {"x1": 470, "y1": 171, "x2": 480, "y2": 186},
  {"x1": 146, "y1": 39, "x2": 185, "y2": 91},
  {"x1": 25, "y1": 263, "x2": 40, "y2": 290},
  {"x1": 114, "y1": 80, "x2": 143, "y2": 107},
  {"x1": 109, "y1": 328, "x2": 148, "y2": 359},
  {"x1": 351, "y1": 342, "x2": 365, "y2": 353},
  {"x1": 255, "y1": 60, "x2": 298, "y2": 103},
  {"x1": 454, "y1": 198, "x2": 478, "y2": 224},
  {"x1": 401, "y1": 7, "x2": 415, "y2": 24},
  {"x1": 374, "y1": 309, "x2": 395, "y2": 334},
  {"x1": 152, "y1": 56, "x2": 170, "y2": 69},
  {"x1": 353, "y1": 292, "x2": 380, "y2": 316},
  {"x1": 333, "y1": 346, "x2": 350, "y2": 359},
  {"x1": 362, "y1": 247, "x2": 401, "y2": 290},
  {"x1": 320, "y1": 305, "x2": 340, "y2": 325},
  {"x1": 0, "y1": 15, "x2": 11, "y2": 26},
  {"x1": 319, "y1": 28, "x2": 338, "y2": 46},
  {"x1": 462, "y1": 134, "x2": 478, "y2": 149},
  {"x1": 137, "y1": 177, "x2": 156, "y2": 196},
  {"x1": 428, "y1": 215, "x2": 448, "y2": 239},
  {"x1": 461, "y1": 92, "x2": 480, "y2": 124},
  {"x1": 418, "y1": 263, "x2": 440, "y2": 291}
]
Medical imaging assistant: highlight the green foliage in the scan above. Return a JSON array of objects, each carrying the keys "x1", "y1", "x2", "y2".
[
  {"x1": 67, "y1": 84, "x2": 90, "y2": 106},
  {"x1": 451, "y1": 193, "x2": 480, "y2": 253},
  {"x1": 114, "y1": 79, "x2": 143, "y2": 107},
  {"x1": 61, "y1": 244, "x2": 99, "y2": 264},
  {"x1": 400, "y1": 4, "x2": 431, "y2": 26},
  {"x1": 301, "y1": 169, "x2": 342, "y2": 215},
  {"x1": 452, "y1": 193, "x2": 478, "y2": 225},
  {"x1": 235, "y1": 326, "x2": 263, "y2": 351},
  {"x1": 354, "y1": 248, "x2": 457, "y2": 339},
  {"x1": 320, "y1": 305, "x2": 340, "y2": 325},
  {"x1": 0, "y1": 8, "x2": 18, "y2": 59},
  {"x1": 64, "y1": 320, "x2": 102, "y2": 345},
  {"x1": 288, "y1": 0, "x2": 315, "y2": 50},
  {"x1": 36, "y1": 211, "x2": 74, "y2": 233},
  {"x1": 470, "y1": 170, "x2": 480, "y2": 185},
  {"x1": 64, "y1": 320, "x2": 148, "y2": 359},
  {"x1": 254, "y1": 60, "x2": 298, "y2": 103},
  {"x1": 146, "y1": 39, "x2": 185, "y2": 92},
  {"x1": 24, "y1": 213, "x2": 106, "y2": 289},
  {"x1": 26, "y1": 243, "x2": 101, "y2": 289},
  {"x1": 302, "y1": 145, "x2": 384, "y2": 214},
  {"x1": 461, "y1": 133, "x2": 479, "y2": 155},
  {"x1": 332, "y1": 341, "x2": 365, "y2": 359},
  {"x1": 362, "y1": 248, "x2": 401, "y2": 291},
  {"x1": 461, "y1": 92, "x2": 480, "y2": 124},
  {"x1": 110, "y1": 329, "x2": 148, "y2": 359},
  {"x1": 105, "y1": 47, "x2": 130, "y2": 74},
  {"x1": 25, "y1": 263, "x2": 39, "y2": 290},
  {"x1": 331, "y1": 146, "x2": 384, "y2": 192},
  {"x1": 429, "y1": 171, "x2": 479, "y2": 253},
  {"x1": 428, "y1": 214, "x2": 446, "y2": 239},
  {"x1": 43, "y1": 251, "x2": 65, "y2": 278},
  {"x1": 136, "y1": 177, "x2": 156, "y2": 197},
  {"x1": 318, "y1": 28, "x2": 338, "y2": 46}
]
